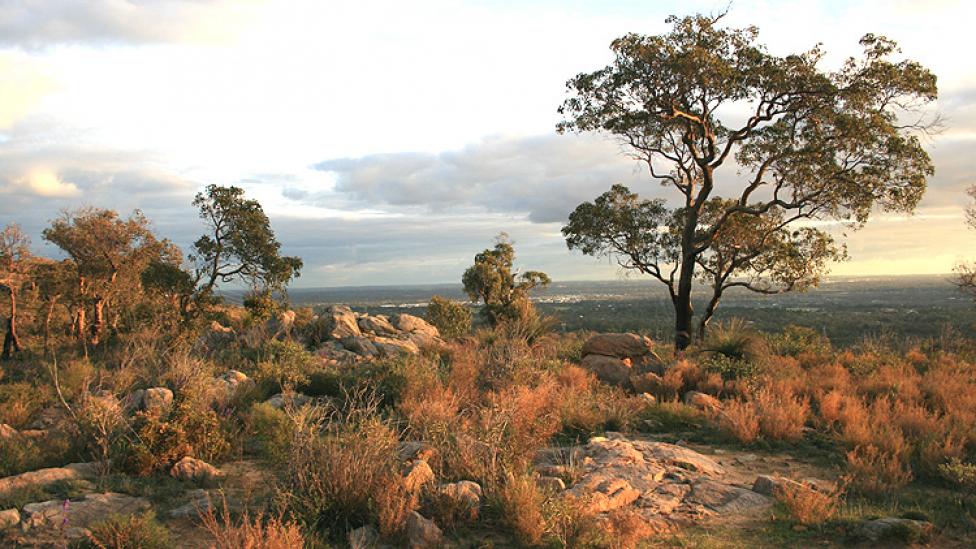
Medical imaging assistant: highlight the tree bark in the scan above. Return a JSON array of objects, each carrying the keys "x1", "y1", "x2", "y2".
[
  {"x1": 1, "y1": 288, "x2": 21, "y2": 360},
  {"x1": 91, "y1": 297, "x2": 105, "y2": 346},
  {"x1": 698, "y1": 286, "x2": 724, "y2": 342}
]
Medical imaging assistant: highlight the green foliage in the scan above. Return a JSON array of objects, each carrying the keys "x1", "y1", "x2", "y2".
[
  {"x1": 246, "y1": 402, "x2": 294, "y2": 463},
  {"x1": 462, "y1": 234, "x2": 550, "y2": 326},
  {"x1": 938, "y1": 458, "x2": 976, "y2": 490},
  {"x1": 558, "y1": 13, "x2": 937, "y2": 345},
  {"x1": 702, "y1": 354, "x2": 760, "y2": 382},
  {"x1": 425, "y1": 295, "x2": 472, "y2": 339},
  {"x1": 769, "y1": 325, "x2": 832, "y2": 357},
  {"x1": 254, "y1": 339, "x2": 315, "y2": 394},
  {"x1": 699, "y1": 318, "x2": 768, "y2": 364},
  {"x1": 191, "y1": 184, "x2": 303, "y2": 300}
]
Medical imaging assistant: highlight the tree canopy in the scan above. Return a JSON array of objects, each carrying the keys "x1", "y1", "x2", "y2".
[
  {"x1": 559, "y1": 13, "x2": 937, "y2": 348},
  {"x1": 191, "y1": 184, "x2": 303, "y2": 301},
  {"x1": 462, "y1": 234, "x2": 551, "y2": 326}
]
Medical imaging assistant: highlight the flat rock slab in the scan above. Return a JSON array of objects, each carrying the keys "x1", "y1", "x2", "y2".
[
  {"x1": 13, "y1": 492, "x2": 151, "y2": 545},
  {"x1": 554, "y1": 434, "x2": 771, "y2": 533},
  {"x1": 0, "y1": 462, "x2": 98, "y2": 496}
]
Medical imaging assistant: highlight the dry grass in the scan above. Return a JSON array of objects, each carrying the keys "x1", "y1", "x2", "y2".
[
  {"x1": 717, "y1": 398, "x2": 760, "y2": 444},
  {"x1": 496, "y1": 472, "x2": 547, "y2": 546},
  {"x1": 200, "y1": 500, "x2": 305, "y2": 549},
  {"x1": 845, "y1": 444, "x2": 913, "y2": 494},
  {"x1": 774, "y1": 483, "x2": 841, "y2": 526},
  {"x1": 753, "y1": 384, "x2": 809, "y2": 441}
]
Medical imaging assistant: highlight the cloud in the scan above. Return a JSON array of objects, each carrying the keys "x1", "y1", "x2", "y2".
[
  {"x1": 314, "y1": 134, "x2": 657, "y2": 223},
  {"x1": 0, "y1": 0, "x2": 264, "y2": 49},
  {"x1": 22, "y1": 169, "x2": 78, "y2": 197},
  {"x1": 0, "y1": 52, "x2": 56, "y2": 128}
]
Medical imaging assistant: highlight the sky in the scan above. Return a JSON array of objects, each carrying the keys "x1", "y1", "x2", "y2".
[{"x1": 0, "y1": 0, "x2": 973, "y2": 287}]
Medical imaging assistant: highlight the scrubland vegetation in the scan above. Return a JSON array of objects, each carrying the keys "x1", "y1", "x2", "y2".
[{"x1": 1, "y1": 9, "x2": 972, "y2": 549}]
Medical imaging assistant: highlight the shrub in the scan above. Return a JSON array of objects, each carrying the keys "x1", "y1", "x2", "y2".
[
  {"x1": 846, "y1": 444, "x2": 912, "y2": 495},
  {"x1": 253, "y1": 339, "x2": 315, "y2": 394},
  {"x1": 0, "y1": 381, "x2": 49, "y2": 427},
  {"x1": 699, "y1": 318, "x2": 768, "y2": 363},
  {"x1": 281, "y1": 396, "x2": 407, "y2": 536},
  {"x1": 717, "y1": 399, "x2": 760, "y2": 444},
  {"x1": 938, "y1": 458, "x2": 976, "y2": 490},
  {"x1": 495, "y1": 472, "x2": 547, "y2": 546},
  {"x1": 81, "y1": 511, "x2": 171, "y2": 549},
  {"x1": 200, "y1": 500, "x2": 305, "y2": 549},
  {"x1": 425, "y1": 295, "x2": 472, "y2": 339},
  {"x1": 769, "y1": 325, "x2": 831, "y2": 357},
  {"x1": 754, "y1": 384, "x2": 809, "y2": 441},
  {"x1": 246, "y1": 402, "x2": 294, "y2": 463},
  {"x1": 774, "y1": 483, "x2": 840, "y2": 526}
]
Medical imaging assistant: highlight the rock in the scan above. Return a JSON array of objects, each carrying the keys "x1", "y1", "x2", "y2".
[
  {"x1": 372, "y1": 336, "x2": 421, "y2": 356},
  {"x1": 686, "y1": 479, "x2": 771, "y2": 514},
  {"x1": 398, "y1": 441, "x2": 437, "y2": 462},
  {"x1": 0, "y1": 508, "x2": 19, "y2": 529},
  {"x1": 0, "y1": 462, "x2": 98, "y2": 496},
  {"x1": 402, "y1": 460, "x2": 435, "y2": 492},
  {"x1": 0, "y1": 424, "x2": 19, "y2": 439},
  {"x1": 20, "y1": 492, "x2": 151, "y2": 536},
  {"x1": 210, "y1": 321, "x2": 234, "y2": 335},
  {"x1": 630, "y1": 372, "x2": 663, "y2": 394},
  {"x1": 683, "y1": 391, "x2": 722, "y2": 414},
  {"x1": 392, "y1": 314, "x2": 440, "y2": 337},
  {"x1": 536, "y1": 476, "x2": 566, "y2": 492},
  {"x1": 348, "y1": 524, "x2": 380, "y2": 549},
  {"x1": 581, "y1": 354, "x2": 632, "y2": 386},
  {"x1": 323, "y1": 305, "x2": 362, "y2": 340},
  {"x1": 358, "y1": 315, "x2": 398, "y2": 335},
  {"x1": 406, "y1": 511, "x2": 443, "y2": 548},
  {"x1": 215, "y1": 370, "x2": 255, "y2": 400},
  {"x1": 639, "y1": 393, "x2": 657, "y2": 405},
  {"x1": 142, "y1": 387, "x2": 174, "y2": 415},
  {"x1": 856, "y1": 517, "x2": 934, "y2": 543},
  {"x1": 268, "y1": 310, "x2": 296, "y2": 336},
  {"x1": 406, "y1": 332, "x2": 441, "y2": 349},
  {"x1": 341, "y1": 335, "x2": 380, "y2": 357},
  {"x1": 545, "y1": 434, "x2": 767, "y2": 532},
  {"x1": 574, "y1": 477, "x2": 641, "y2": 513},
  {"x1": 438, "y1": 481, "x2": 482, "y2": 518},
  {"x1": 316, "y1": 342, "x2": 362, "y2": 364},
  {"x1": 264, "y1": 392, "x2": 311, "y2": 410},
  {"x1": 751, "y1": 474, "x2": 808, "y2": 497},
  {"x1": 582, "y1": 333, "x2": 653, "y2": 359},
  {"x1": 170, "y1": 456, "x2": 225, "y2": 482}
]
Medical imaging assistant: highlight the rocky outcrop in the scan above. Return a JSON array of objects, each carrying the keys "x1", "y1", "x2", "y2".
[
  {"x1": 18, "y1": 492, "x2": 151, "y2": 542},
  {"x1": 0, "y1": 508, "x2": 19, "y2": 529},
  {"x1": 311, "y1": 307, "x2": 442, "y2": 363},
  {"x1": 263, "y1": 392, "x2": 311, "y2": 410},
  {"x1": 170, "y1": 456, "x2": 225, "y2": 482},
  {"x1": 402, "y1": 459, "x2": 435, "y2": 493},
  {"x1": 683, "y1": 391, "x2": 722, "y2": 414},
  {"x1": 0, "y1": 462, "x2": 98, "y2": 496},
  {"x1": 582, "y1": 333, "x2": 654, "y2": 358},
  {"x1": 855, "y1": 517, "x2": 934, "y2": 543},
  {"x1": 437, "y1": 481, "x2": 483, "y2": 519},
  {"x1": 406, "y1": 511, "x2": 443, "y2": 548},
  {"x1": 213, "y1": 370, "x2": 255, "y2": 402},
  {"x1": 579, "y1": 333, "x2": 662, "y2": 387},
  {"x1": 545, "y1": 434, "x2": 771, "y2": 535}
]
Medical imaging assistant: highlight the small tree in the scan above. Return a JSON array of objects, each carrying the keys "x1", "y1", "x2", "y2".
[
  {"x1": 190, "y1": 185, "x2": 303, "y2": 309},
  {"x1": 564, "y1": 184, "x2": 846, "y2": 338},
  {"x1": 559, "y1": 13, "x2": 937, "y2": 348},
  {"x1": 0, "y1": 224, "x2": 32, "y2": 359},
  {"x1": 425, "y1": 295, "x2": 472, "y2": 338},
  {"x1": 462, "y1": 234, "x2": 550, "y2": 326}
]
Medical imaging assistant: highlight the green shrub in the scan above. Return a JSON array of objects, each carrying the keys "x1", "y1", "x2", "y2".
[
  {"x1": 425, "y1": 295, "x2": 472, "y2": 339},
  {"x1": 254, "y1": 339, "x2": 316, "y2": 395},
  {"x1": 701, "y1": 353, "x2": 759, "y2": 381},
  {"x1": 699, "y1": 318, "x2": 768, "y2": 363},
  {"x1": 247, "y1": 402, "x2": 294, "y2": 463},
  {"x1": 769, "y1": 324, "x2": 832, "y2": 357},
  {"x1": 939, "y1": 458, "x2": 976, "y2": 490}
]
